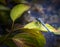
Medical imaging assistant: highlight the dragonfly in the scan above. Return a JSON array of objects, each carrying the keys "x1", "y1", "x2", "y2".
[{"x1": 27, "y1": 6, "x2": 57, "y2": 47}]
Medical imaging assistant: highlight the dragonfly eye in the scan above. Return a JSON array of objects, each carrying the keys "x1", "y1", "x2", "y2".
[{"x1": 28, "y1": 10, "x2": 31, "y2": 14}]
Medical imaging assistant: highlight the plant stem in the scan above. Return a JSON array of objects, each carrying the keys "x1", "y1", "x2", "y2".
[
  {"x1": 11, "y1": 21, "x2": 14, "y2": 32},
  {"x1": 0, "y1": 21, "x2": 14, "y2": 45}
]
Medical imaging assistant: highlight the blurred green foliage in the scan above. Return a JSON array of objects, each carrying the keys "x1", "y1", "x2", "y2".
[{"x1": 0, "y1": 1, "x2": 46, "y2": 47}]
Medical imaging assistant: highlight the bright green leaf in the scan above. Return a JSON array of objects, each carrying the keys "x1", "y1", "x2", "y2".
[
  {"x1": 53, "y1": 31, "x2": 60, "y2": 35},
  {"x1": 40, "y1": 24, "x2": 57, "y2": 32},
  {"x1": 52, "y1": 27, "x2": 60, "y2": 35},
  {"x1": 10, "y1": 4, "x2": 30, "y2": 21},
  {"x1": 24, "y1": 22, "x2": 58, "y2": 35},
  {"x1": 24, "y1": 22, "x2": 41, "y2": 30}
]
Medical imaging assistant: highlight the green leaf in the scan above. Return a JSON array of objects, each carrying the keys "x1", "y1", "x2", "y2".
[
  {"x1": 13, "y1": 33, "x2": 37, "y2": 47},
  {"x1": 40, "y1": 24, "x2": 57, "y2": 32},
  {"x1": 0, "y1": 35, "x2": 17, "y2": 47},
  {"x1": 0, "y1": 5, "x2": 10, "y2": 11},
  {"x1": 24, "y1": 22, "x2": 58, "y2": 35},
  {"x1": 24, "y1": 22, "x2": 41, "y2": 30},
  {"x1": 10, "y1": 4, "x2": 30, "y2": 22},
  {"x1": 52, "y1": 27, "x2": 60, "y2": 35},
  {"x1": 13, "y1": 28, "x2": 46, "y2": 47}
]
